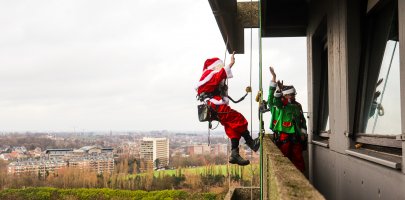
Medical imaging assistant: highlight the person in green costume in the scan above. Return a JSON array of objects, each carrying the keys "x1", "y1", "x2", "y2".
[{"x1": 267, "y1": 66, "x2": 307, "y2": 172}]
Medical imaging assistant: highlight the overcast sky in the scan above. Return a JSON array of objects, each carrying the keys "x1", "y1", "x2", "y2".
[{"x1": 0, "y1": 0, "x2": 308, "y2": 133}]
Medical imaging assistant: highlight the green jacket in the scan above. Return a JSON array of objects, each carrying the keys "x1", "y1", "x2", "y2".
[{"x1": 267, "y1": 82, "x2": 307, "y2": 135}]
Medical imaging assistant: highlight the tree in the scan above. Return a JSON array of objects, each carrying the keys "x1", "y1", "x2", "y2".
[{"x1": 154, "y1": 158, "x2": 160, "y2": 169}]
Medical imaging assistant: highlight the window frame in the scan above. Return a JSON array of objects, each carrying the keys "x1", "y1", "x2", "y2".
[
  {"x1": 354, "y1": 0, "x2": 402, "y2": 149},
  {"x1": 311, "y1": 17, "x2": 330, "y2": 145}
]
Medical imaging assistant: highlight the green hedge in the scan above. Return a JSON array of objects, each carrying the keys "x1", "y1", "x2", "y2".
[{"x1": 0, "y1": 187, "x2": 217, "y2": 200}]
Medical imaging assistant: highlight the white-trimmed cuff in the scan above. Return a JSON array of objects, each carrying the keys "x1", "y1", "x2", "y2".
[
  {"x1": 224, "y1": 65, "x2": 233, "y2": 78},
  {"x1": 209, "y1": 97, "x2": 229, "y2": 105},
  {"x1": 274, "y1": 92, "x2": 282, "y2": 98},
  {"x1": 301, "y1": 128, "x2": 307, "y2": 134},
  {"x1": 270, "y1": 81, "x2": 277, "y2": 88}
]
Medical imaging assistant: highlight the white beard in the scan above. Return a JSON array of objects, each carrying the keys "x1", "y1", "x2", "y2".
[{"x1": 213, "y1": 64, "x2": 224, "y2": 71}]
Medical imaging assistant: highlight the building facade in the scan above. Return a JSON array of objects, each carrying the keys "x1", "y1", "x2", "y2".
[
  {"x1": 8, "y1": 159, "x2": 66, "y2": 176},
  {"x1": 208, "y1": 0, "x2": 405, "y2": 199},
  {"x1": 140, "y1": 137, "x2": 169, "y2": 169},
  {"x1": 186, "y1": 144, "x2": 211, "y2": 156},
  {"x1": 68, "y1": 156, "x2": 114, "y2": 174},
  {"x1": 211, "y1": 143, "x2": 228, "y2": 155},
  {"x1": 8, "y1": 146, "x2": 114, "y2": 175}
]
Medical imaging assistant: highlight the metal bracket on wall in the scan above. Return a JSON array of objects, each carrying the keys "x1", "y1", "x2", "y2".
[
  {"x1": 344, "y1": 131, "x2": 352, "y2": 137},
  {"x1": 395, "y1": 134, "x2": 405, "y2": 141}
]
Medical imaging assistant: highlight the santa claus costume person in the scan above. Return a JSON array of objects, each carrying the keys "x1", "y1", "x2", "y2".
[{"x1": 196, "y1": 52, "x2": 260, "y2": 166}]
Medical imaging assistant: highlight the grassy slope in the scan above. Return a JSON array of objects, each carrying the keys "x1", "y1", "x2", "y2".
[
  {"x1": 135, "y1": 164, "x2": 259, "y2": 177},
  {"x1": 0, "y1": 187, "x2": 217, "y2": 200}
]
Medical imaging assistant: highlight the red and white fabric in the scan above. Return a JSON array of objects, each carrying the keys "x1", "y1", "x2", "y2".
[
  {"x1": 196, "y1": 58, "x2": 233, "y2": 105},
  {"x1": 196, "y1": 57, "x2": 248, "y2": 139}
]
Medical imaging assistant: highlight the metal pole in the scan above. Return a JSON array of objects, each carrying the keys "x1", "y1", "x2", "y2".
[{"x1": 258, "y1": 0, "x2": 264, "y2": 199}]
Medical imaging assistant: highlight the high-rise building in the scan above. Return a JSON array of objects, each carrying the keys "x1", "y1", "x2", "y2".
[{"x1": 140, "y1": 137, "x2": 169, "y2": 169}]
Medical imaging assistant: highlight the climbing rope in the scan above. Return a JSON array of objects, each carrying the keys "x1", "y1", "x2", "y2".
[
  {"x1": 249, "y1": 1, "x2": 255, "y2": 200},
  {"x1": 222, "y1": 35, "x2": 231, "y2": 189},
  {"x1": 224, "y1": 36, "x2": 229, "y2": 64},
  {"x1": 207, "y1": 3, "x2": 260, "y2": 194},
  {"x1": 258, "y1": 0, "x2": 264, "y2": 199}
]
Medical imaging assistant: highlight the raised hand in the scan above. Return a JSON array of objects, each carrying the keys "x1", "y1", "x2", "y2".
[
  {"x1": 229, "y1": 51, "x2": 236, "y2": 67},
  {"x1": 269, "y1": 66, "x2": 276, "y2": 82},
  {"x1": 277, "y1": 80, "x2": 284, "y2": 90}
]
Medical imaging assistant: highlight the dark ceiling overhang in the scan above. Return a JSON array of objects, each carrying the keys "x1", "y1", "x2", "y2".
[
  {"x1": 208, "y1": 0, "x2": 308, "y2": 54},
  {"x1": 208, "y1": 0, "x2": 244, "y2": 54},
  {"x1": 261, "y1": 0, "x2": 308, "y2": 37}
]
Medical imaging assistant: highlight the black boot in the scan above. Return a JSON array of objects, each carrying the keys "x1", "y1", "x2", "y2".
[
  {"x1": 229, "y1": 139, "x2": 250, "y2": 166},
  {"x1": 229, "y1": 148, "x2": 250, "y2": 166},
  {"x1": 246, "y1": 137, "x2": 260, "y2": 152},
  {"x1": 242, "y1": 131, "x2": 260, "y2": 152}
]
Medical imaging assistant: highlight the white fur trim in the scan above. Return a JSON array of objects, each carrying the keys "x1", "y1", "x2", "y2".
[
  {"x1": 195, "y1": 70, "x2": 220, "y2": 90},
  {"x1": 224, "y1": 65, "x2": 233, "y2": 78},
  {"x1": 270, "y1": 81, "x2": 277, "y2": 87},
  {"x1": 282, "y1": 88, "x2": 296, "y2": 95},
  {"x1": 208, "y1": 97, "x2": 229, "y2": 105},
  {"x1": 301, "y1": 128, "x2": 307, "y2": 134},
  {"x1": 274, "y1": 92, "x2": 282, "y2": 98},
  {"x1": 206, "y1": 60, "x2": 224, "y2": 70}
]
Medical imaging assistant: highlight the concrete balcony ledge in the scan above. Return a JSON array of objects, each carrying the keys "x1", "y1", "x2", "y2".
[
  {"x1": 224, "y1": 136, "x2": 324, "y2": 200},
  {"x1": 262, "y1": 135, "x2": 324, "y2": 200}
]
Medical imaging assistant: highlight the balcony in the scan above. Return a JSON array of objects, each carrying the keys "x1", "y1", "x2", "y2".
[{"x1": 225, "y1": 136, "x2": 324, "y2": 200}]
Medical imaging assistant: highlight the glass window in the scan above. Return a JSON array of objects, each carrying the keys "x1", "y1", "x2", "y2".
[
  {"x1": 319, "y1": 44, "x2": 329, "y2": 133},
  {"x1": 359, "y1": 0, "x2": 400, "y2": 136},
  {"x1": 365, "y1": 40, "x2": 400, "y2": 135},
  {"x1": 324, "y1": 116, "x2": 329, "y2": 132},
  {"x1": 312, "y1": 18, "x2": 329, "y2": 137}
]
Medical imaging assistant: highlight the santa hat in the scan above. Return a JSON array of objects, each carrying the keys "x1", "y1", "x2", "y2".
[
  {"x1": 282, "y1": 85, "x2": 297, "y2": 95},
  {"x1": 203, "y1": 58, "x2": 224, "y2": 71}
]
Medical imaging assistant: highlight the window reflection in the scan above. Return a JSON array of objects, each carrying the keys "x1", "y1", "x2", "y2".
[
  {"x1": 365, "y1": 40, "x2": 400, "y2": 135},
  {"x1": 324, "y1": 116, "x2": 329, "y2": 131}
]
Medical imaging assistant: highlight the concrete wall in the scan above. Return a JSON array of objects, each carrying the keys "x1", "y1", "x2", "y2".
[
  {"x1": 262, "y1": 136, "x2": 324, "y2": 200},
  {"x1": 312, "y1": 145, "x2": 405, "y2": 200}
]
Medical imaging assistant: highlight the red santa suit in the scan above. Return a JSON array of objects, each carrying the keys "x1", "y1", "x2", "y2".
[{"x1": 196, "y1": 58, "x2": 248, "y2": 140}]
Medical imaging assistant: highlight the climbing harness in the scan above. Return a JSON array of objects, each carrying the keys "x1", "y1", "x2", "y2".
[
  {"x1": 197, "y1": 85, "x2": 250, "y2": 146},
  {"x1": 196, "y1": 85, "x2": 251, "y2": 121}
]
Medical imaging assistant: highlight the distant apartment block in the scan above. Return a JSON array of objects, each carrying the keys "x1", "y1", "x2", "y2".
[
  {"x1": 8, "y1": 159, "x2": 66, "y2": 176},
  {"x1": 45, "y1": 148, "x2": 73, "y2": 159},
  {"x1": 187, "y1": 144, "x2": 211, "y2": 155},
  {"x1": 211, "y1": 144, "x2": 228, "y2": 155},
  {"x1": 68, "y1": 156, "x2": 114, "y2": 174},
  {"x1": 8, "y1": 146, "x2": 114, "y2": 175},
  {"x1": 140, "y1": 137, "x2": 169, "y2": 169},
  {"x1": 187, "y1": 143, "x2": 228, "y2": 156},
  {"x1": 45, "y1": 146, "x2": 113, "y2": 160}
]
